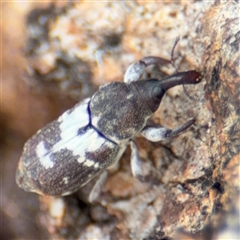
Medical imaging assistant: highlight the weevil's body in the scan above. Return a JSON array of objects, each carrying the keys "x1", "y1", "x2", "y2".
[{"x1": 16, "y1": 56, "x2": 201, "y2": 196}]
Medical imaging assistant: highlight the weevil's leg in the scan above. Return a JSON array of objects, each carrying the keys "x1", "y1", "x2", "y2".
[
  {"x1": 124, "y1": 56, "x2": 170, "y2": 83},
  {"x1": 88, "y1": 171, "x2": 108, "y2": 203},
  {"x1": 130, "y1": 141, "x2": 147, "y2": 180},
  {"x1": 141, "y1": 119, "x2": 195, "y2": 142}
]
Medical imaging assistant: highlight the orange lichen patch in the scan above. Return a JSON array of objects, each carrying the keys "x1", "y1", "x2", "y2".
[
  {"x1": 104, "y1": 172, "x2": 148, "y2": 198},
  {"x1": 222, "y1": 154, "x2": 240, "y2": 187},
  {"x1": 30, "y1": 52, "x2": 57, "y2": 75},
  {"x1": 93, "y1": 56, "x2": 123, "y2": 84},
  {"x1": 179, "y1": 200, "x2": 205, "y2": 231}
]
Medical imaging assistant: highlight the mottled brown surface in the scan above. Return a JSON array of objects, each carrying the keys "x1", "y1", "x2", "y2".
[
  {"x1": 2, "y1": 1, "x2": 239, "y2": 240},
  {"x1": 199, "y1": 1, "x2": 240, "y2": 239}
]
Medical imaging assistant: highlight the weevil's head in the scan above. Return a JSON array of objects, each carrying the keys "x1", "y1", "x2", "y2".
[{"x1": 134, "y1": 70, "x2": 201, "y2": 113}]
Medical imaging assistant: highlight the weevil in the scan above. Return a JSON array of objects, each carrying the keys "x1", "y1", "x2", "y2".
[{"x1": 16, "y1": 56, "x2": 201, "y2": 196}]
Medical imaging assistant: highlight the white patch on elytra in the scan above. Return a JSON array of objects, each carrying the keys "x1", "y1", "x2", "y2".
[
  {"x1": 59, "y1": 98, "x2": 90, "y2": 141},
  {"x1": 91, "y1": 116, "x2": 100, "y2": 128},
  {"x1": 77, "y1": 156, "x2": 85, "y2": 163},
  {"x1": 87, "y1": 134, "x2": 105, "y2": 152},
  {"x1": 36, "y1": 141, "x2": 54, "y2": 169},
  {"x1": 49, "y1": 98, "x2": 106, "y2": 159},
  {"x1": 94, "y1": 162, "x2": 99, "y2": 168},
  {"x1": 63, "y1": 177, "x2": 69, "y2": 184},
  {"x1": 52, "y1": 127, "x2": 105, "y2": 158},
  {"x1": 126, "y1": 93, "x2": 134, "y2": 99},
  {"x1": 84, "y1": 159, "x2": 95, "y2": 167}
]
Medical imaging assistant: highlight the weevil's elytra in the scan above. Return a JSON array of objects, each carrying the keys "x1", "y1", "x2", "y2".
[{"x1": 16, "y1": 56, "x2": 201, "y2": 196}]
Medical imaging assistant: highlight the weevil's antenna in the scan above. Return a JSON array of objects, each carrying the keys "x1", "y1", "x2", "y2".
[
  {"x1": 171, "y1": 37, "x2": 203, "y2": 102},
  {"x1": 171, "y1": 36, "x2": 180, "y2": 73}
]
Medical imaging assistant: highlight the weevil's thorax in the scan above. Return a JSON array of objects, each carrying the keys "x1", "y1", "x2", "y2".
[{"x1": 90, "y1": 82, "x2": 154, "y2": 143}]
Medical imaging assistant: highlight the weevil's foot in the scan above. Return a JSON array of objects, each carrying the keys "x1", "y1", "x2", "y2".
[{"x1": 165, "y1": 118, "x2": 195, "y2": 138}]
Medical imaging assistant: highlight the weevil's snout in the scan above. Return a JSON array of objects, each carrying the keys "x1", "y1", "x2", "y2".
[
  {"x1": 134, "y1": 70, "x2": 202, "y2": 113},
  {"x1": 180, "y1": 70, "x2": 202, "y2": 85},
  {"x1": 160, "y1": 70, "x2": 202, "y2": 91}
]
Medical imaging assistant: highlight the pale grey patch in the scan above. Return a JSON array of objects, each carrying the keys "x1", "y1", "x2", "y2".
[{"x1": 36, "y1": 141, "x2": 54, "y2": 169}]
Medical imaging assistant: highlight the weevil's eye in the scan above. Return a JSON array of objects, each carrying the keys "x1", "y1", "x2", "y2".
[{"x1": 152, "y1": 86, "x2": 164, "y2": 101}]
